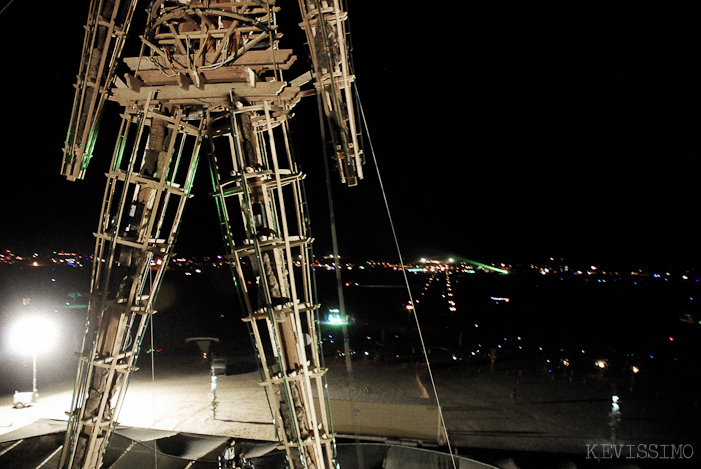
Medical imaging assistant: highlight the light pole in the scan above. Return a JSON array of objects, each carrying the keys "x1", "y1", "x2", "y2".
[
  {"x1": 9, "y1": 315, "x2": 56, "y2": 402},
  {"x1": 31, "y1": 350, "x2": 37, "y2": 401}
]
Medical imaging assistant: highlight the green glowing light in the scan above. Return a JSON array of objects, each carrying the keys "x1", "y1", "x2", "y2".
[{"x1": 322, "y1": 308, "x2": 349, "y2": 325}]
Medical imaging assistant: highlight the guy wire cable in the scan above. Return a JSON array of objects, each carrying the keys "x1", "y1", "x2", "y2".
[
  {"x1": 0, "y1": 0, "x2": 15, "y2": 16},
  {"x1": 149, "y1": 269, "x2": 158, "y2": 469},
  {"x1": 355, "y1": 87, "x2": 458, "y2": 468},
  {"x1": 314, "y1": 72, "x2": 366, "y2": 468}
]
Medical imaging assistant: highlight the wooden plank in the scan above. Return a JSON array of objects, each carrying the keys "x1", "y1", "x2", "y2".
[
  {"x1": 110, "y1": 80, "x2": 292, "y2": 105},
  {"x1": 124, "y1": 49, "x2": 296, "y2": 73},
  {"x1": 125, "y1": 73, "x2": 144, "y2": 92},
  {"x1": 166, "y1": 22, "x2": 187, "y2": 55},
  {"x1": 177, "y1": 72, "x2": 191, "y2": 90}
]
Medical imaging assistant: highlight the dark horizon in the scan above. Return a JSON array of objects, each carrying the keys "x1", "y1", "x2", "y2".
[{"x1": 1, "y1": 3, "x2": 699, "y2": 278}]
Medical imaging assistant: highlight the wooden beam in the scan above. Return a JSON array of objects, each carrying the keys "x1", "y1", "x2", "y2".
[
  {"x1": 125, "y1": 73, "x2": 145, "y2": 92},
  {"x1": 176, "y1": 72, "x2": 191, "y2": 90}
]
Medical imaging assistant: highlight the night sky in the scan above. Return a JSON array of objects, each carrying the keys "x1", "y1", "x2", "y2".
[{"x1": 1, "y1": 3, "x2": 699, "y2": 268}]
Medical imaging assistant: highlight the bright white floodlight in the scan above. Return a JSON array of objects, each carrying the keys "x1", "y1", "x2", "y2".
[
  {"x1": 9, "y1": 316, "x2": 57, "y2": 402},
  {"x1": 10, "y1": 316, "x2": 56, "y2": 354}
]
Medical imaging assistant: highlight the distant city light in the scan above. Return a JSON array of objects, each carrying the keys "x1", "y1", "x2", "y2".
[{"x1": 611, "y1": 395, "x2": 620, "y2": 413}]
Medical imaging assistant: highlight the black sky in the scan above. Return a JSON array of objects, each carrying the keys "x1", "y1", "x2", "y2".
[{"x1": 1, "y1": 3, "x2": 699, "y2": 268}]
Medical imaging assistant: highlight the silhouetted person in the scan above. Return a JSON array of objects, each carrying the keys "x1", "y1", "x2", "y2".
[
  {"x1": 235, "y1": 450, "x2": 254, "y2": 468},
  {"x1": 220, "y1": 440, "x2": 236, "y2": 468}
]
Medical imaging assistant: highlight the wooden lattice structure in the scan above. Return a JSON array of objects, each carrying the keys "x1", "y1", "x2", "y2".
[{"x1": 59, "y1": 1, "x2": 362, "y2": 468}]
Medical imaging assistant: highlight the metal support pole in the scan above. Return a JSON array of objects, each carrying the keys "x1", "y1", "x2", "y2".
[{"x1": 32, "y1": 351, "x2": 37, "y2": 402}]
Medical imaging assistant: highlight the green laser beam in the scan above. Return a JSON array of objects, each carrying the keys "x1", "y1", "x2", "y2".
[{"x1": 450, "y1": 256, "x2": 509, "y2": 274}]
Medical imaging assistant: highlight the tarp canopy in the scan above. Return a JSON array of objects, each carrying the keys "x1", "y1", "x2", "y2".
[
  {"x1": 335, "y1": 443, "x2": 498, "y2": 469},
  {"x1": 0, "y1": 420, "x2": 499, "y2": 469},
  {"x1": 0, "y1": 419, "x2": 282, "y2": 469}
]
